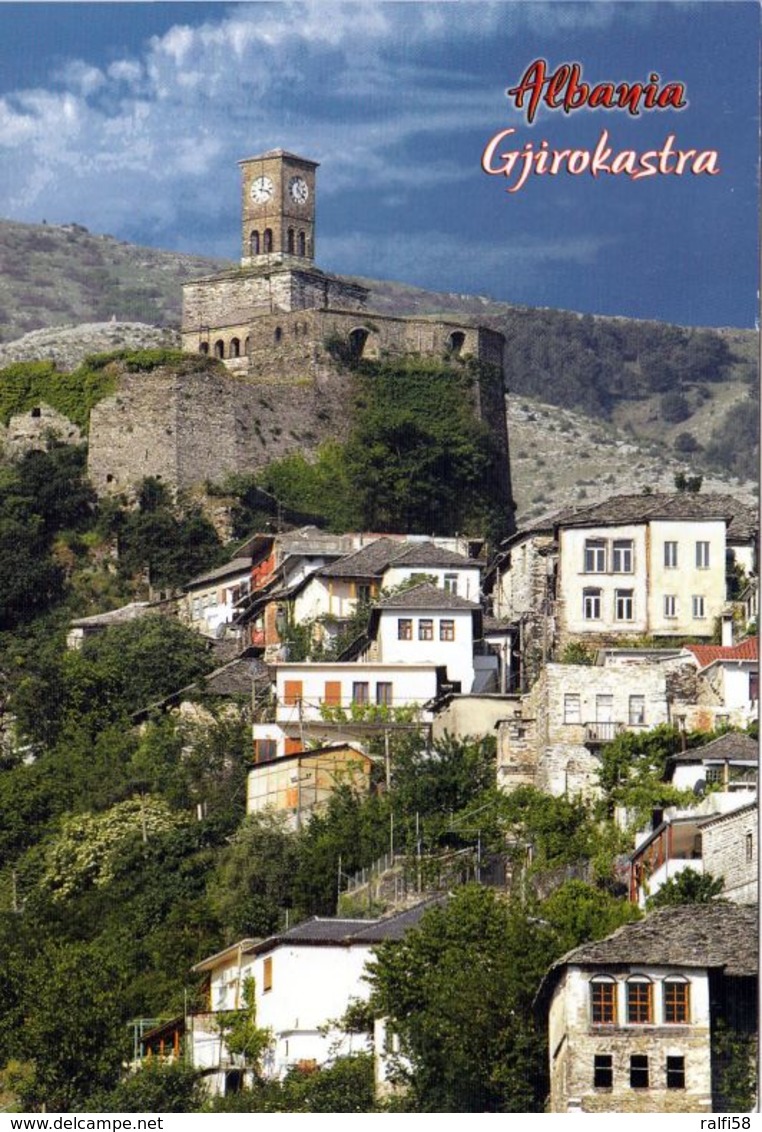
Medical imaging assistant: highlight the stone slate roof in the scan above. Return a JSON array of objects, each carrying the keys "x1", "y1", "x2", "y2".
[
  {"x1": 669, "y1": 731, "x2": 759, "y2": 764},
  {"x1": 374, "y1": 582, "x2": 481, "y2": 612},
  {"x1": 685, "y1": 638, "x2": 759, "y2": 669},
  {"x1": 240, "y1": 148, "x2": 320, "y2": 165},
  {"x1": 350, "y1": 897, "x2": 447, "y2": 942},
  {"x1": 318, "y1": 537, "x2": 404, "y2": 579},
  {"x1": 201, "y1": 657, "x2": 268, "y2": 696},
  {"x1": 538, "y1": 905, "x2": 758, "y2": 1009},
  {"x1": 388, "y1": 542, "x2": 477, "y2": 570},
  {"x1": 70, "y1": 601, "x2": 153, "y2": 629},
  {"x1": 185, "y1": 558, "x2": 252, "y2": 589},
  {"x1": 557, "y1": 493, "x2": 752, "y2": 531}
]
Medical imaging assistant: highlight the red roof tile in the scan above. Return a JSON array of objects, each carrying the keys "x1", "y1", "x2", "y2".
[{"x1": 685, "y1": 637, "x2": 759, "y2": 668}]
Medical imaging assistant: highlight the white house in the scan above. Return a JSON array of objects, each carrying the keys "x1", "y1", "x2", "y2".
[
  {"x1": 682, "y1": 638, "x2": 759, "y2": 725},
  {"x1": 536, "y1": 904, "x2": 758, "y2": 1113},
  {"x1": 190, "y1": 902, "x2": 440, "y2": 1094},
  {"x1": 184, "y1": 558, "x2": 253, "y2": 639}
]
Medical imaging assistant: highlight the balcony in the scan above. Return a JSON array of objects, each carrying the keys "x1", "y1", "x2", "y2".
[{"x1": 584, "y1": 721, "x2": 624, "y2": 746}]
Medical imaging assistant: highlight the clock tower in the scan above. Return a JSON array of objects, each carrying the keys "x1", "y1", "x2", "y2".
[{"x1": 239, "y1": 149, "x2": 318, "y2": 268}]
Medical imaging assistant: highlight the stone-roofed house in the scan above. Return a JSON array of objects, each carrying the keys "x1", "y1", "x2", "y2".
[
  {"x1": 66, "y1": 601, "x2": 170, "y2": 649},
  {"x1": 536, "y1": 904, "x2": 758, "y2": 1112},
  {"x1": 189, "y1": 900, "x2": 442, "y2": 1093}
]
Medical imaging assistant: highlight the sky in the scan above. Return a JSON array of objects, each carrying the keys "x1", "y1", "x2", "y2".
[{"x1": 0, "y1": 1, "x2": 758, "y2": 328}]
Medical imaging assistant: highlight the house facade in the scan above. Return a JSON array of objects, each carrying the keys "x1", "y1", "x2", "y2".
[{"x1": 537, "y1": 904, "x2": 758, "y2": 1113}]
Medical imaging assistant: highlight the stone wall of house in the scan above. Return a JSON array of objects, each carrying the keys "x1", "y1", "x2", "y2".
[{"x1": 701, "y1": 804, "x2": 758, "y2": 903}]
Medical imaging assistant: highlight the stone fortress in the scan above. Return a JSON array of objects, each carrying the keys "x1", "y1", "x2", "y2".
[{"x1": 87, "y1": 149, "x2": 514, "y2": 526}]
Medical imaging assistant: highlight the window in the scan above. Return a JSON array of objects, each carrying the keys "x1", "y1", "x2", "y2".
[
  {"x1": 297, "y1": 230, "x2": 306, "y2": 257},
  {"x1": 746, "y1": 832, "x2": 754, "y2": 863},
  {"x1": 376, "y1": 682, "x2": 393, "y2": 706},
  {"x1": 596, "y1": 694, "x2": 613, "y2": 723},
  {"x1": 263, "y1": 957, "x2": 273, "y2": 993},
  {"x1": 626, "y1": 979, "x2": 653, "y2": 1024},
  {"x1": 615, "y1": 589, "x2": 634, "y2": 621},
  {"x1": 584, "y1": 539, "x2": 606, "y2": 573},
  {"x1": 419, "y1": 619, "x2": 434, "y2": 641},
  {"x1": 630, "y1": 1054, "x2": 649, "y2": 1089},
  {"x1": 666, "y1": 1056, "x2": 685, "y2": 1089},
  {"x1": 564, "y1": 694, "x2": 581, "y2": 724},
  {"x1": 192, "y1": 597, "x2": 201, "y2": 621},
  {"x1": 323, "y1": 681, "x2": 342, "y2": 707},
  {"x1": 398, "y1": 618, "x2": 413, "y2": 640},
  {"x1": 283, "y1": 680, "x2": 303, "y2": 706},
  {"x1": 352, "y1": 682, "x2": 369, "y2": 705},
  {"x1": 263, "y1": 228, "x2": 273, "y2": 253},
  {"x1": 287, "y1": 227, "x2": 295, "y2": 253},
  {"x1": 255, "y1": 739, "x2": 277, "y2": 764},
  {"x1": 750, "y1": 671, "x2": 759, "y2": 702},
  {"x1": 583, "y1": 587, "x2": 602, "y2": 620},
  {"x1": 664, "y1": 541, "x2": 678, "y2": 569},
  {"x1": 663, "y1": 979, "x2": 690, "y2": 1024},
  {"x1": 692, "y1": 595, "x2": 706, "y2": 620},
  {"x1": 629, "y1": 695, "x2": 646, "y2": 725},
  {"x1": 696, "y1": 541, "x2": 710, "y2": 569},
  {"x1": 440, "y1": 620, "x2": 455, "y2": 641},
  {"x1": 591, "y1": 979, "x2": 617, "y2": 1024},
  {"x1": 250, "y1": 230, "x2": 260, "y2": 256},
  {"x1": 443, "y1": 573, "x2": 459, "y2": 595},
  {"x1": 593, "y1": 1054, "x2": 613, "y2": 1088},
  {"x1": 664, "y1": 594, "x2": 677, "y2": 619},
  {"x1": 613, "y1": 539, "x2": 634, "y2": 573}
]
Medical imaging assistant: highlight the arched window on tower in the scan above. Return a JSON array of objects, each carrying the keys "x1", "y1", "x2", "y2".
[
  {"x1": 230, "y1": 338, "x2": 240, "y2": 358},
  {"x1": 250, "y1": 230, "x2": 260, "y2": 256},
  {"x1": 214, "y1": 340, "x2": 225, "y2": 359},
  {"x1": 349, "y1": 328, "x2": 369, "y2": 359},
  {"x1": 274, "y1": 326, "x2": 283, "y2": 344},
  {"x1": 264, "y1": 229, "x2": 273, "y2": 253},
  {"x1": 287, "y1": 228, "x2": 295, "y2": 254},
  {"x1": 446, "y1": 330, "x2": 466, "y2": 358},
  {"x1": 244, "y1": 337, "x2": 251, "y2": 355},
  {"x1": 297, "y1": 230, "x2": 306, "y2": 257},
  {"x1": 199, "y1": 342, "x2": 209, "y2": 355}
]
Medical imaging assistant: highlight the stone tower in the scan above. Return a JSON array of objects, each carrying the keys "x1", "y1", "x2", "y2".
[{"x1": 239, "y1": 150, "x2": 318, "y2": 268}]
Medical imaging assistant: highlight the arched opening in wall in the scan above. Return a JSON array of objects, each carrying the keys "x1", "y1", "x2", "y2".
[
  {"x1": 263, "y1": 229, "x2": 273, "y2": 253},
  {"x1": 274, "y1": 326, "x2": 283, "y2": 344},
  {"x1": 297, "y1": 230, "x2": 306, "y2": 256},
  {"x1": 30, "y1": 406, "x2": 41, "y2": 419},
  {"x1": 348, "y1": 327, "x2": 369, "y2": 359},
  {"x1": 250, "y1": 230, "x2": 260, "y2": 256},
  {"x1": 446, "y1": 331, "x2": 466, "y2": 358},
  {"x1": 230, "y1": 338, "x2": 240, "y2": 358},
  {"x1": 106, "y1": 474, "x2": 114, "y2": 484},
  {"x1": 199, "y1": 342, "x2": 209, "y2": 355},
  {"x1": 244, "y1": 337, "x2": 251, "y2": 355},
  {"x1": 214, "y1": 340, "x2": 225, "y2": 359},
  {"x1": 287, "y1": 228, "x2": 295, "y2": 253}
]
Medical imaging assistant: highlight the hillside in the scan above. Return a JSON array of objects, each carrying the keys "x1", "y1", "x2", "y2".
[{"x1": 0, "y1": 217, "x2": 757, "y2": 500}]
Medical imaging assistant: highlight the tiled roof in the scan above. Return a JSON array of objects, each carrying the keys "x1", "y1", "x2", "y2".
[
  {"x1": 537, "y1": 904, "x2": 758, "y2": 1007},
  {"x1": 388, "y1": 542, "x2": 477, "y2": 570},
  {"x1": 566, "y1": 904, "x2": 757, "y2": 973},
  {"x1": 558, "y1": 492, "x2": 752, "y2": 530},
  {"x1": 249, "y1": 898, "x2": 445, "y2": 955},
  {"x1": 350, "y1": 897, "x2": 446, "y2": 942},
  {"x1": 375, "y1": 582, "x2": 481, "y2": 611},
  {"x1": 685, "y1": 637, "x2": 759, "y2": 668},
  {"x1": 319, "y1": 537, "x2": 404, "y2": 579},
  {"x1": 669, "y1": 731, "x2": 759, "y2": 764}
]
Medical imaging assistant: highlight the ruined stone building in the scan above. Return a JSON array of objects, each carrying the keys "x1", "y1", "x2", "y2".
[{"x1": 88, "y1": 149, "x2": 514, "y2": 528}]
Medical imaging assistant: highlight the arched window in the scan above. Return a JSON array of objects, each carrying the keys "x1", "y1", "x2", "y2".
[
  {"x1": 589, "y1": 976, "x2": 617, "y2": 1025},
  {"x1": 626, "y1": 976, "x2": 653, "y2": 1024},
  {"x1": 230, "y1": 338, "x2": 240, "y2": 358},
  {"x1": 274, "y1": 326, "x2": 283, "y2": 344},
  {"x1": 264, "y1": 228, "x2": 273, "y2": 253},
  {"x1": 349, "y1": 327, "x2": 368, "y2": 359},
  {"x1": 199, "y1": 342, "x2": 209, "y2": 355},
  {"x1": 297, "y1": 230, "x2": 306, "y2": 256},
  {"x1": 214, "y1": 340, "x2": 225, "y2": 359},
  {"x1": 287, "y1": 228, "x2": 295, "y2": 253},
  {"x1": 244, "y1": 337, "x2": 251, "y2": 355},
  {"x1": 663, "y1": 977, "x2": 690, "y2": 1024},
  {"x1": 250, "y1": 230, "x2": 260, "y2": 256},
  {"x1": 446, "y1": 330, "x2": 466, "y2": 357}
]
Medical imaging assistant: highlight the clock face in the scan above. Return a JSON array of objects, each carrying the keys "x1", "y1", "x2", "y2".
[
  {"x1": 288, "y1": 176, "x2": 309, "y2": 205},
  {"x1": 250, "y1": 176, "x2": 274, "y2": 204}
]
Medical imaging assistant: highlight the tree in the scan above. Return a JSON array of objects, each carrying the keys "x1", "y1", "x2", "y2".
[
  {"x1": 646, "y1": 868, "x2": 726, "y2": 909},
  {"x1": 215, "y1": 977, "x2": 272, "y2": 1078},
  {"x1": 540, "y1": 880, "x2": 640, "y2": 954},
  {"x1": 367, "y1": 885, "x2": 557, "y2": 1112},
  {"x1": 87, "y1": 1061, "x2": 205, "y2": 1113}
]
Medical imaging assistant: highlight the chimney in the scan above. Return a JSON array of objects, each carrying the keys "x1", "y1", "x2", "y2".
[{"x1": 721, "y1": 613, "x2": 734, "y2": 647}]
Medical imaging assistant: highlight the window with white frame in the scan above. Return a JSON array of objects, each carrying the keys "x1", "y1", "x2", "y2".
[
  {"x1": 615, "y1": 589, "x2": 634, "y2": 621},
  {"x1": 696, "y1": 541, "x2": 710, "y2": 569},
  {"x1": 583, "y1": 588, "x2": 602, "y2": 620},
  {"x1": 629, "y1": 695, "x2": 645, "y2": 725},
  {"x1": 692, "y1": 595, "x2": 706, "y2": 619},
  {"x1": 443, "y1": 573, "x2": 458, "y2": 595},
  {"x1": 584, "y1": 539, "x2": 606, "y2": 573},
  {"x1": 564, "y1": 694, "x2": 581, "y2": 724},
  {"x1": 664, "y1": 541, "x2": 678, "y2": 569},
  {"x1": 612, "y1": 539, "x2": 634, "y2": 573},
  {"x1": 664, "y1": 594, "x2": 677, "y2": 619}
]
